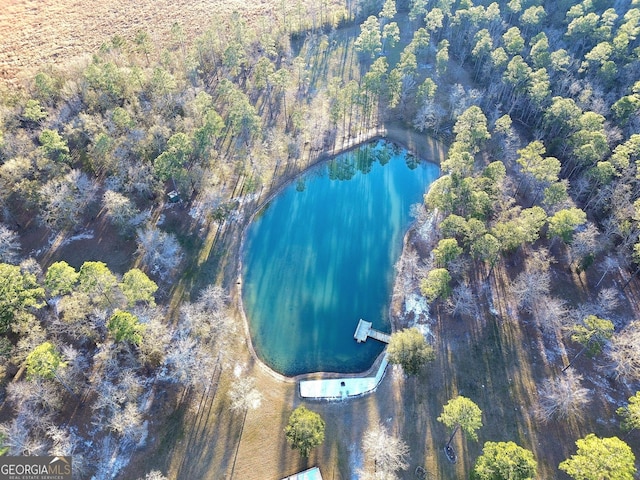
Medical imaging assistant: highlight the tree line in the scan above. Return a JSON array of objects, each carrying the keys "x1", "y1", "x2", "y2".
[
  {"x1": 0, "y1": 0, "x2": 639, "y2": 477},
  {"x1": 343, "y1": 0, "x2": 640, "y2": 478}
]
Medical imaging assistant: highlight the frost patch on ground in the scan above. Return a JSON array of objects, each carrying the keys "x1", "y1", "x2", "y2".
[
  {"x1": 129, "y1": 209, "x2": 151, "y2": 227},
  {"x1": 47, "y1": 229, "x2": 94, "y2": 249},
  {"x1": 600, "y1": 392, "x2": 619, "y2": 410},
  {"x1": 90, "y1": 437, "x2": 134, "y2": 480},
  {"x1": 348, "y1": 442, "x2": 364, "y2": 480},
  {"x1": 416, "y1": 210, "x2": 436, "y2": 241},
  {"x1": 189, "y1": 202, "x2": 206, "y2": 220},
  {"x1": 188, "y1": 193, "x2": 224, "y2": 222},
  {"x1": 391, "y1": 363, "x2": 406, "y2": 382},
  {"x1": 404, "y1": 293, "x2": 431, "y2": 324},
  {"x1": 488, "y1": 299, "x2": 499, "y2": 318},
  {"x1": 239, "y1": 192, "x2": 260, "y2": 204},
  {"x1": 413, "y1": 323, "x2": 432, "y2": 340},
  {"x1": 541, "y1": 341, "x2": 562, "y2": 364}
]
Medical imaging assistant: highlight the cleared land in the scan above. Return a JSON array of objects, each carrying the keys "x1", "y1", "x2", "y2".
[{"x1": 0, "y1": 0, "x2": 277, "y2": 84}]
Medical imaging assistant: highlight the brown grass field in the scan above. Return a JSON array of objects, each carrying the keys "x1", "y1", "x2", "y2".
[{"x1": 0, "y1": 0, "x2": 279, "y2": 85}]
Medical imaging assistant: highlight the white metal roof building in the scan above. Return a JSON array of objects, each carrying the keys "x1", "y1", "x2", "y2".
[{"x1": 280, "y1": 466, "x2": 323, "y2": 480}]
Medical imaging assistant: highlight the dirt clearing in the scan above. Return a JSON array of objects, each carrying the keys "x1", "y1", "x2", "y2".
[{"x1": 0, "y1": 0, "x2": 278, "y2": 84}]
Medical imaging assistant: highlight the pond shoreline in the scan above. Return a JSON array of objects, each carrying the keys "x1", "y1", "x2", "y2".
[{"x1": 233, "y1": 124, "x2": 446, "y2": 386}]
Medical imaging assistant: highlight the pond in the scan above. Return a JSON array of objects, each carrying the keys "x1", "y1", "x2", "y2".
[{"x1": 241, "y1": 140, "x2": 440, "y2": 376}]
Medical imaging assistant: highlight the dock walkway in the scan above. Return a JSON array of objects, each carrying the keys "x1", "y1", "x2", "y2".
[
  {"x1": 353, "y1": 319, "x2": 391, "y2": 344},
  {"x1": 298, "y1": 319, "x2": 391, "y2": 400}
]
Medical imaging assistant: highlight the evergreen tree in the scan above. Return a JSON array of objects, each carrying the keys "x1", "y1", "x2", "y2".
[
  {"x1": 387, "y1": 328, "x2": 435, "y2": 375},
  {"x1": 284, "y1": 406, "x2": 325, "y2": 457},
  {"x1": 473, "y1": 441, "x2": 537, "y2": 480},
  {"x1": 559, "y1": 434, "x2": 636, "y2": 480}
]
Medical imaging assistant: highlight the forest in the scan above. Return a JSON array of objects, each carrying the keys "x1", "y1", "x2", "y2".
[{"x1": 0, "y1": 0, "x2": 640, "y2": 478}]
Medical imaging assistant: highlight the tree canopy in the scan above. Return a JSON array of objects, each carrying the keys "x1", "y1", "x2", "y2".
[
  {"x1": 0, "y1": 263, "x2": 44, "y2": 333},
  {"x1": 617, "y1": 391, "x2": 640, "y2": 434},
  {"x1": 387, "y1": 327, "x2": 435, "y2": 375},
  {"x1": 354, "y1": 16, "x2": 382, "y2": 59},
  {"x1": 438, "y1": 395, "x2": 483, "y2": 443},
  {"x1": 472, "y1": 441, "x2": 537, "y2": 480},
  {"x1": 420, "y1": 268, "x2": 452, "y2": 303},
  {"x1": 44, "y1": 261, "x2": 79, "y2": 297},
  {"x1": 26, "y1": 341, "x2": 66, "y2": 380},
  {"x1": 547, "y1": 208, "x2": 588, "y2": 243},
  {"x1": 559, "y1": 434, "x2": 636, "y2": 480},
  {"x1": 433, "y1": 238, "x2": 463, "y2": 267},
  {"x1": 570, "y1": 314, "x2": 614, "y2": 358},
  {"x1": 38, "y1": 129, "x2": 70, "y2": 162},
  {"x1": 107, "y1": 310, "x2": 145, "y2": 345},
  {"x1": 78, "y1": 261, "x2": 120, "y2": 307},
  {"x1": 284, "y1": 405, "x2": 325, "y2": 458},
  {"x1": 120, "y1": 269, "x2": 158, "y2": 307}
]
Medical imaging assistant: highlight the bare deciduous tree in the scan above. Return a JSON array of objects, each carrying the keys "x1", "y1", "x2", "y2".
[
  {"x1": 413, "y1": 100, "x2": 446, "y2": 134},
  {"x1": 358, "y1": 423, "x2": 409, "y2": 479},
  {"x1": 447, "y1": 284, "x2": 477, "y2": 318},
  {"x1": 536, "y1": 295, "x2": 569, "y2": 333},
  {"x1": 39, "y1": 170, "x2": 98, "y2": 231},
  {"x1": 228, "y1": 375, "x2": 263, "y2": 412},
  {"x1": 19, "y1": 258, "x2": 42, "y2": 278},
  {"x1": 0, "y1": 414, "x2": 47, "y2": 456},
  {"x1": 108, "y1": 401, "x2": 146, "y2": 445},
  {"x1": 47, "y1": 425, "x2": 88, "y2": 478},
  {"x1": 12, "y1": 313, "x2": 48, "y2": 365},
  {"x1": 136, "y1": 225, "x2": 183, "y2": 279},
  {"x1": 103, "y1": 189, "x2": 141, "y2": 233},
  {"x1": 55, "y1": 292, "x2": 102, "y2": 341},
  {"x1": 595, "y1": 255, "x2": 620, "y2": 287},
  {"x1": 57, "y1": 344, "x2": 90, "y2": 393},
  {"x1": 0, "y1": 224, "x2": 21, "y2": 264},
  {"x1": 510, "y1": 249, "x2": 554, "y2": 314},
  {"x1": 227, "y1": 372, "x2": 263, "y2": 477},
  {"x1": 537, "y1": 371, "x2": 591, "y2": 421},
  {"x1": 569, "y1": 222, "x2": 601, "y2": 269},
  {"x1": 606, "y1": 320, "x2": 640, "y2": 381},
  {"x1": 161, "y1": 336, "x2": 217, "y2": 392},
  {"x1": 6, "y1": 377, "x2": 63, "y2": 424},
  {"x1": 180, "y1": 286, "x2": 236, "y2": 353},
  {"x1": 510, "y1": 270, "x2": 551, "y2": 313},
  {"x1": 195, "y1": 284, "x2": 227, "y2": 312},
  {"x1": 91, "y1": 368, "x2": 144, "y2": 432},
  {"x1": 136, "y1": 306, "x2": 171, "y2": 367},
  {"x1": 594, "y1": 287, "x2": 620, "y2": 316},
  {"x1": 89, "y1": 361, "x2": 148, "y2": 448}
]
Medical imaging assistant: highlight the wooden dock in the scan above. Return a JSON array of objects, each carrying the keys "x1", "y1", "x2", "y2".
[{"x1": 354, "y1": 319, "x2": 391, "y2": 344}]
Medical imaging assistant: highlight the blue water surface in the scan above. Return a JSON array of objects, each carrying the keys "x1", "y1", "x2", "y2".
[{"x1": 241, "y1": 141, "x2": 439, "y2": 376}]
